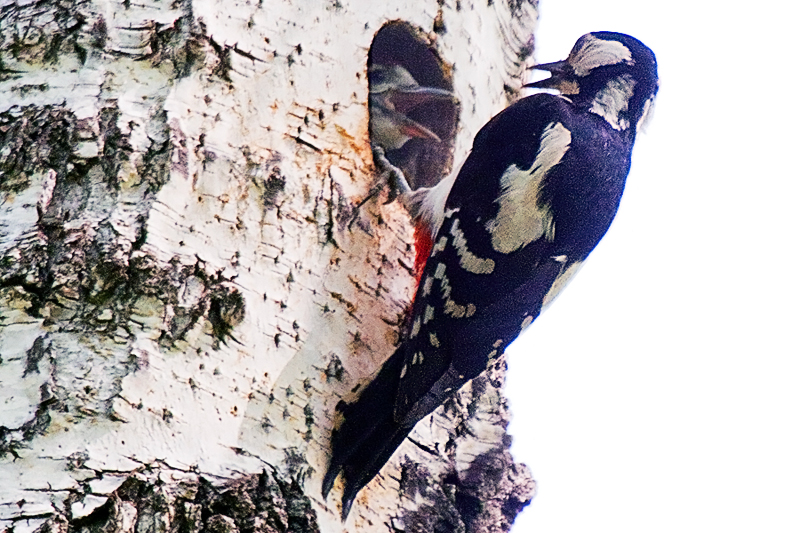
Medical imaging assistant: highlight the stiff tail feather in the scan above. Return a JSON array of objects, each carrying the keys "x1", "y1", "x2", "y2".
[{"x1": 323, "y1": 348, "x2": 407, "y2": 516}]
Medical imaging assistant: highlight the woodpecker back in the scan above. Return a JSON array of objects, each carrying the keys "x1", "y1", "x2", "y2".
[{"x1": 325, "y1": 31, "x2": 659, "y2": 519}]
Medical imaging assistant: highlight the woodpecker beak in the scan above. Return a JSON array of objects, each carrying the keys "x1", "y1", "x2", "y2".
[
  {"x1": 524, "y1": 60, "x2": 579, "y2": 94},
  {"x1": 530, "y1": 59, "x2": 568, "y2": 72},
  {"x1": 523, "y1": 60, "x2": 570, "y2": 89}
]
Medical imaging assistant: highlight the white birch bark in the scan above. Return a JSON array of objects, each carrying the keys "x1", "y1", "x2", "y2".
[{"x1": 0, "y1": 0, "x2": 538, "y2": 531}]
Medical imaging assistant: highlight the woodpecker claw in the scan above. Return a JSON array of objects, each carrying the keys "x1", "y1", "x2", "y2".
[
  {"x1": 347, "y1": 145, "x2": 414, "y2": 231},
  {"x1": 371, "y1": 145, "x2": 412, "y2": 203}
]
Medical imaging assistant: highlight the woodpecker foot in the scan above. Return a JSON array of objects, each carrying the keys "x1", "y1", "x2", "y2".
[
  {"x1": 348, "y1": 145, "x2": 413, "y2": 231},
  {"x1": 371, "y1": 145, "x2": 412, "y2": 203}
]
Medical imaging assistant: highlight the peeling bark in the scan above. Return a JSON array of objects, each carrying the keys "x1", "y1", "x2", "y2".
[{"x1": 0, "y1": 0, "x2": 538, "y2": 531}]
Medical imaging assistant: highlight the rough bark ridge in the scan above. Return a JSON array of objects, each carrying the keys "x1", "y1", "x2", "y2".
[{"x1": 0, "y1": 0, "x2": 537, "y2": 531}]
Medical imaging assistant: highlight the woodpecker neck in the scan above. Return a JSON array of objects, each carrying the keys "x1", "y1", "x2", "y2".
[
  {"x1": 369, "y1": 96, "x2": 412, "y2": 150},
  {"x1": 586, "y1": 74, "x2": 636, "y2": 131},
  {"x1": 401, "y1": 172, "x2": 458, "y2": 284}
]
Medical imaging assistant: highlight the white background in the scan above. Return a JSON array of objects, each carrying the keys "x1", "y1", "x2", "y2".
[{"x1": 506, "y1": 1, "x2": 800, "y2": 531}]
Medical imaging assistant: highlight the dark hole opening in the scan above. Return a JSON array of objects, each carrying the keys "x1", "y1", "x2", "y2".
[{"x1": 368, "y1": 21, "x2": 458, "y2": 190}]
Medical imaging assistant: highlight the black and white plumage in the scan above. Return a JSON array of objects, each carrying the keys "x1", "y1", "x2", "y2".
[{"x1": 324, "y1": 32, "x2": 659, "y2": 518}]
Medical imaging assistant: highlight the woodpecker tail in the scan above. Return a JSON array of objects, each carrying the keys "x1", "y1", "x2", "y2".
[{"x1": 322, "y1": 348, "x2": 413, "y2": 519}]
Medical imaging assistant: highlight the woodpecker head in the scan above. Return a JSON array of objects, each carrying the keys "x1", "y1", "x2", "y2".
[
  {"x1": 526, "y1": 32, "x2": 659, "y2": 133},
  {"x1": 369, "y1": 64, "x2": 455, "y2": 151}
]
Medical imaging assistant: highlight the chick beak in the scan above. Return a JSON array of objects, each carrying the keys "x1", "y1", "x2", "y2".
[{"x1": 390, "y1": 86, "x2": 455, "y2": 114}]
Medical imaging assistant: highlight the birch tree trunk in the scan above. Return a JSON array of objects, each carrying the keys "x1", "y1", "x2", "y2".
[{"x1": 0, "y1": 1, "x2": 538, "y2": 531}]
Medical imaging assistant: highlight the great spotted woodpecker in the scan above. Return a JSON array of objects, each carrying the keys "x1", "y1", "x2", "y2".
[
  {"x1": 325, "y1": 32, "x2": 659, "y2": 518},
  {"x1": 369, "y1": 64, "x2": 455, "y2": 151}
]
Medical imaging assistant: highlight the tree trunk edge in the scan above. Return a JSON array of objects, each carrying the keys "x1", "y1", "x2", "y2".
[{"x1": 1, "y1": 0, "x2": 539, "y2": 531}]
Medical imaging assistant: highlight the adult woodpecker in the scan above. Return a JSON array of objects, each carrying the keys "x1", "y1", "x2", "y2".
[
  {"x1": 325, "y1": 32, "x2": 659, "y2": 518},
  {"x1": 368, "y1": 64, "x2": 454, "y2": 151}
]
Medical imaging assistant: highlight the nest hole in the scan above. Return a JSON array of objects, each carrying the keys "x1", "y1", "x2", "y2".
[{"x1": 368, "y1": 21, "x2": 459, "y2": 190}]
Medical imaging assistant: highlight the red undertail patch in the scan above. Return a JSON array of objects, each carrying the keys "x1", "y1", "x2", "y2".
[{"x1": 413, "y1": 221, "x2": 434, "y2": 286}]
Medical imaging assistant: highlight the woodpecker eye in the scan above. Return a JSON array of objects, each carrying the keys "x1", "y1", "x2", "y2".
[{"x1": 367, "y1": 21, "x2": 459, "y2": 189}]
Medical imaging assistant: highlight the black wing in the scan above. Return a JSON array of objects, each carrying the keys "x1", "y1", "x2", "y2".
[
  {"x1": 393, "y1": 93, "x2": 631, "y2": 423},
  {"x1": 324, "y1": 93, "x2": 633, "y2": 518}
]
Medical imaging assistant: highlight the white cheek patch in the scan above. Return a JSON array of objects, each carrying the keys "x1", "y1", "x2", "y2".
[
  {"x1": 486, "y1": 122, "x2": 570, "y2": 254},
  {"x1": 542, "y1": 259, "x2": 584, "y2": 310},
  {"x1": 589, "y1": 74, "x2": 636, "y2": 131},
  {"x1": 569, "y1": 34, "x2": 634, "y2": 77},
  {"x1": 449, "y1": 218, "x2": 495, "y2": 274}
]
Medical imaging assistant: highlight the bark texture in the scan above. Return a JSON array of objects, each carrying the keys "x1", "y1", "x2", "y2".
[{"x1": 0, "y1": 0, "x2": 538, "y2": 531}]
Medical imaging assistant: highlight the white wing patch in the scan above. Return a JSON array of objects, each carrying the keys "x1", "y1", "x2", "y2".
[
  {"x1": 424, "y1": 305, "x2": 435, "y2": 324},
  {"x1": 443, "y1": 299, "x2": 476, "y2": 318},
  {"x1": 434, "y1": 262, "x2": 446, "y2": 279},
  {"x1": 432, "y1": 236, "x2": 448, "y2": 256},
  {"x1": 422, "y1": 275, "x2": 433, "y2": 296},
  {"x1": 449, "y1": 218, "x2": 495, "y2": 274},
  {"x1": 542, "y1": 259, "x2": 584, "y2": 311},
  {"x1": 589, "y1": 74, "x2": 636, "y2": 131},
  {"x1": 429, "y1": 333, "x2": 440, "y2": 347},
  {"x1": 410, "y1": 316, "x2": 421, "y2": 338},
  {"x1": 434, "y1": 269, "x2": 475, "y2": 318},
  {"x1": 486, "y1": 122, "x2": 571, "y2": 254},
  {"x1": 569, "y1": 34, "x2": 634, "y2": 77}
]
